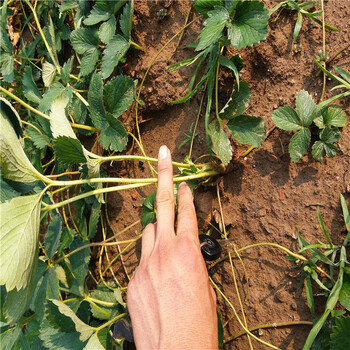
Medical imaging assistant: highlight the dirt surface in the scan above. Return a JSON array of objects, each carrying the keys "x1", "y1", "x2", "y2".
[{"x1": 94, "y1": 1, "x2": 350, "y2": 349}]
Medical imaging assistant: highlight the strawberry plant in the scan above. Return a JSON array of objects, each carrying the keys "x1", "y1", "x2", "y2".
[
  {"x1": 168, "y1": 0, "x2": 269, "y2": 165},
  {"x1": 272, "y1": 90, "x2": 346, "y2": 162},
  {"x1": 270, "y1": 0, "x2": 338, "y2": 42},
  {"x1": 0, "y1": 1, "x2": 223, "y2": 348}
]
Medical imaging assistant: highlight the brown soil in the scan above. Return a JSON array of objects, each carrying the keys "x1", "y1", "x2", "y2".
[{"x1": 95, "y1": 1, "x2": 350, "y2": 349}]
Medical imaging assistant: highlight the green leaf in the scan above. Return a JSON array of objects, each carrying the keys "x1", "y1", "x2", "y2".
[
  {"x1": 100, "y1": 115, "x2": 128, "y2": 152},
  {"x1": 312, "y1": 127, "x2": 340, "y2": 162},
  {"x1": 0, "y1": 193, "x2": 42, "y2": 291},
  {"x1": 80, "y1": 48, "x2": 100, "y2": 76},
  {"x1": 227, "y1": 115, "x2": 266, "y2": 147},
  {"x1": 88, "y1": 71, "x2": 106, "y2": 129},
  {"x1": 330, "y1": 316, "x2": 350, "y2": 350},
  {"x1": 90, "y1": 284, "x2": 122, "y2": 320},
  {"x1": 38, "y1": 83, "x2": 66, "y2": 113},
  {"x1": 104, "y1": 75, "x2": 136, "y2": 117},
  {"x1": 59, "y1": 0, "x2": 78, "y2": 13},
  {"x1": 219, "y1": 81, "x2": 251, "y2": 119},
  {"x1": 42, "y1": 61, "x2": 57, "y2": 87},
  {"x1": 54, "y1": 136, "x2": 87, "y2": 166},
  {"x1": 0, "y1": 52, "x2": 14, "y2": 82},
  {"x1": 304, "y1": 274, "x2": 315, "y2": 316},
  {"x1": 25, "y1": 123, "x2": 49, "y2": 150},
  {"x1": 101, "y1": 34, "x2": 130, "y2": 79},
  {"x1": 98, "y1": 16, "x2": 116, "y2": 44},
  {"x1": 84, "y1": 2, "x2": 112, "y2": 26},
  {"x1": 45, "y1": 215, "x2": 63, "y2": 259},
  {"x1": 70, "y1": 28, "x2": 99, "y2": 55},
  {"x1": 333, "y1": 66, "x2": 350, "y2": 84},
  {"x1": 217, "y1": 311, "x2": 224, "y2": 349},
  {"x1": 293, "y1": 11, "x2": 303, "y2": 42},
  {"x1": 227, "y1": 1, "x2": 269, "y2": 49},
  {"x1": 272, "y1": 106, "x2": 302, "y2": 131},
  {"x1": 196, "y1": 6, "x2": 229, "y2": 51},
  {"x1": 120, "y1": 1, "x2": 133, "y2": 40},
  {"x1": 61, "y1": 57, "x2": 74, "y2": 86},
  {"x1": 208, "y1": 121, "x2": 232, "y2": 165},
  {"x1": 288, "y1": 128, "x2": 311, "y2": 162},
  {"x1": 0, "y1": 99, "x2": 44, "y2": 183},
  {"x1": 341, "y1": 194, "x2": 350, "y2": 245},
  {"x1": 194, "y1": 0, "x2": 224, "y2": 17},
  {"x1": 39, "y1": 299, "x2": 87, "y2": 349},
  {"x1": 23, "y1": 67, "x2": 41, "y2": 104},
  {"x1": 303, "y1": 310, "x2": 331, "y2": 350},
  {"x1": 84, "y1": 333, "x2": 105, "y2": 350},
  {"x1": 323, "y1": 105, "x2": 346, "y2": 127},
  {"x1": 295, "y1": 90, "x2": 316, "y2": 126},
  {"x1": 30, "y1": 262, "x2": 60, "y2": 321},
  {"x1": 339, "y1": 273, "x2": 350, "y2": 311},
  {"x1": 0, "y1": 326, "x2": 20, "y2": 349},
  {"x1": 317, "y1": 206, "x2": 332, "y2": 247},
  {"x1": 67, "y1": 238, "x2": 90, "y2": 296},
  {"x1": 88, "y1": 201, "x2": 101, "y2": 238},
  {"x1": 141, "y1": 192, "x2": 156, "y2": 228},
  {"x1": 0, "y1": 177, "x2": 20, "y2": 203},
  {"x1": 219, "y1": 55, "x2": 240, "y2": 88},
  {"x1": 4, "y1": 250, "x2": 39, "y2": 324}
]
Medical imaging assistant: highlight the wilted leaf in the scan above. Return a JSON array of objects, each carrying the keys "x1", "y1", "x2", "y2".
[
  {"x1": 0, "y1": 99, "x2": 44, "y2": 183},
  {"x1": 42, "y1": 61, "x2": 57, "y2": 87},
  {"x1": 219, "y1": 81, "x2": 251, "y2": 119},
  {"x1": 208, "y1": 121, "x2": 232, "y2": 165},
  {"x1": 84, "y1": 333, "x2": 105, "y2": 350}
]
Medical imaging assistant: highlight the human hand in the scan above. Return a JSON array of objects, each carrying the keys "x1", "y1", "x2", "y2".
[{"x1": 127, "y1": 145, "x2": 218, "y2": 349}]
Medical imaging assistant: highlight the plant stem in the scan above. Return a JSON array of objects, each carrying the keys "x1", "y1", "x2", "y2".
[
  {"x1": 0, "y1": 86, "x2": 98, "y2": 132},
  {"x1": 49, "y1": 170, "x2": 219, "y2": 187},
  {"x1": 210, "y1": 277, "x2": 280, "y2": 349},
  {"x1": 52, "y1": 237, "x2": 141, "y2": 266},
  {"x1": 320, "y1": 0, "x2": 326, "y2": 102},
  {"x1": 130, "y1": 40, "x2": 144, "y2": 51},
  {"x1": 26, "y1": 0, "x2": 60, "y2": 73},
  {"x1": 95, "y1": 154, "x2": 206, "y2": 168},
  {"x1": 92, "y1": 313, "x2": 128, "y2": 332},
  {"x1": 224, "y1": 320, "x2": 313, "y2": 344},
  {"x1": 209, "y1": 242, "x2": 332, "y2": 280}
]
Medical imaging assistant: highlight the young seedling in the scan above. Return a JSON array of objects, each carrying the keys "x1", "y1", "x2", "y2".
[
  {"x1": 168, "y1": 0, "x2": 269, "y2": 165},
  {"x1": 270, "y1": 0, "x2": 338, "y2": 42},
  {"x1": 272, "y1": 90, "x2": 346, "y2": 162}
]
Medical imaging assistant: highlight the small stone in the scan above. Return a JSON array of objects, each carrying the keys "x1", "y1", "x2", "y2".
[
  {"x1": 291, "y1": 303, "x2": 297, "y2": 311},
  {"x1": 245, "y1": 248, "x2": 251, "y2": 255},
  {"x1": 258, "y1": 329, "x2": 263, "y2": 336},
  {"x1": 269, "y1": 281, "x2": 277, "y2": 289}
]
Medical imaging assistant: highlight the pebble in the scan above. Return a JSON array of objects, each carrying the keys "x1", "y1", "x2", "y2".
[
  {"x1": 269, "y1": 281, "x2": 277, "y2": 289},
  {"x1": 291, "y1": 303, "x2": 297, "y2": 311}
]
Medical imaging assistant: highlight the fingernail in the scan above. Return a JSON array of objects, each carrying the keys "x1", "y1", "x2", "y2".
[
  {"x1": 178, "y1": 182, "x2": 187, "y2": 189},
  {"x1": 158, "y1": 145, "x2": 168, "y2": 160}
]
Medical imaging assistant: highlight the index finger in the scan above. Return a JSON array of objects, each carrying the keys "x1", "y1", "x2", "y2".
[{"x1": 155, "y1": 145, "x2": 175, "y2": 242}]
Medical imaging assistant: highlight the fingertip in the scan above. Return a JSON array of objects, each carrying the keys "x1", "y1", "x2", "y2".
[{"x1": 158, "y1": 145, "x2": 170, "y2": 161}]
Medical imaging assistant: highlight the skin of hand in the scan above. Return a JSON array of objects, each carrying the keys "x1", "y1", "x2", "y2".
[{"x1": 127, "y1": 145, "x2": 218, "y2": 350}]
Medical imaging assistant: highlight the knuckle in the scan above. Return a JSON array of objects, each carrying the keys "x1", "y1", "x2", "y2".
[{"x1": 156, "y1": 190, "x2": 174, "y2": 206}]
